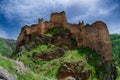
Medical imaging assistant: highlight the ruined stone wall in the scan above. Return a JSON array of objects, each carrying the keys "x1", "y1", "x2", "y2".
[
  {"x1": 85, "y1": 21, "x2": 112, "y2": 60},
  {"x1": 50, "y1": 11, "x2": 67, "y2": 26},
  {"x1": 16, "y1": 11, "x2": 112, "y2": 61}
]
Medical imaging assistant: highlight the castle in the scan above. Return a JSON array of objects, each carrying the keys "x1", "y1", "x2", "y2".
[{"x1": 16, "y1": 11, "x2": 112, "y2": 61}]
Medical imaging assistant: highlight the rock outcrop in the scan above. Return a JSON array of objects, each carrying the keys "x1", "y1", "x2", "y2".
[
  {"x1": 16, "y1": 11, "x2": 112, "y2": 61},
  {"x1": 0, "y1": 66, "x2": 17, "y2": 80},
  {"x1": 12, "y1": 60, "x2": 26, "y2": 75},
  {"x1": 57, "y1": 62, "x2": 90, "y2": 80}
]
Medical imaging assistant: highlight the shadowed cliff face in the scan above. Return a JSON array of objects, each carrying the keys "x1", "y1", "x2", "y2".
[{"x1": 16, "y1": 11, "x2": 112, "y2": 61}]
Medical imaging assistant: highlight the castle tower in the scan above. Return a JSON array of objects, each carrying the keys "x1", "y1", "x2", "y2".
[
  {"x1": 38, "y1": 18, "x2": 45, "y2": 34},
  {"x1": 50, "y1": 11, "x2": 67, "y2": 26}
]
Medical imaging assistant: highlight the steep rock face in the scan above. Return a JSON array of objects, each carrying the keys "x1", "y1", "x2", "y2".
[
  {"x1": 16, "y1": 11, "x2": 112, "y2": 61},
  {"x1": 85, "y1": 21, "x2": 112, "y2": 61}
]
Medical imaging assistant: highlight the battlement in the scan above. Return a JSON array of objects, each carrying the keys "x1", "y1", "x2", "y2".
[
  {"x1": 50, "y1": 11, "x2": 67, "y2": 25},
  {"x1": 16, "y1": 11, "x2": 112, "y2": 61}
]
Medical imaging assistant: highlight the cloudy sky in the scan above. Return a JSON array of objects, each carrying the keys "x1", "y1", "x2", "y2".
[{"x1": 0, "y1": 0, "x2": 120, "y2": 39}]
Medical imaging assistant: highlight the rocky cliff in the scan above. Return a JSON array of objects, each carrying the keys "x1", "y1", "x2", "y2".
[{"x1": 16, "y1": 11, "x2": 112, "y2": 61}]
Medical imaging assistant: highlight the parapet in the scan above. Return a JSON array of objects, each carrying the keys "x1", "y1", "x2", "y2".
[
  {"x1": 16, "y1": 11, "x2": 112, "y2": 61},
  {"x1": 50, "y1": 11, "x2": 67, "y2": 25}
]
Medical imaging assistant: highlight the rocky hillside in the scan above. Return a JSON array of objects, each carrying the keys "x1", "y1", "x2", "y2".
[
  {"x1": 0, "y1": 11, "x2": 118, "y2": 80},
  {"x1": 12, "y1": 26, "x2": 116, "y2": 80},
  {"x1": 0, "y1": 38, "x2": 16, "y2": 57},
  {"x1": 17, "y1": 11, "x2": 112, "y2": 61},
  {"x1": 0, "y1": 56, "x2": 45, "y2": 80},
  {"x1": 0, "y1": 33, "x2": 119, "y2": 80}
]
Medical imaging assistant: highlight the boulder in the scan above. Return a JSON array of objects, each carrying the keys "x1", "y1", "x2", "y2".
[
  {"x1": 0, "y1": 66, "x2": 17, "y2": 80},
  {"x1": 12, "y1": 61, "x2": 26, "y2": 75}
]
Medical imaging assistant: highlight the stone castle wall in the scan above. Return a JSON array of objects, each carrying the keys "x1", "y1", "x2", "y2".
[{"x1": 16, "y1": 11, "x2": 112, "y2": 61}]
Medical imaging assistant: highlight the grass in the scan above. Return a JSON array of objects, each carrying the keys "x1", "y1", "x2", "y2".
[
  {"x1": 0, "y1": 56, "x2": 45, "y2": 80},
  {"x1": 76, "y1": 48, "x2": 112, "y2": 80},
  {"x1": 9, "y1": 28, "x2": 119, "y2": 80},
  {"x1": 18, "y1": 44, "x2": 61, "y2": 79},
  {"x1": 110, "y1": 34, "x2": 120, "y2": 79},
  {"x1": 0, "y1": 56, "x2": 16, "y2": 73},
  {"x1": 18, "y1": 44, "x2": 98, "y2": 79},
  {"x1": 0, "y1": 57, "x2": 39, "y2": 80},
  {"x1": 13, "y1": 42, "x2": 112, "y2": 80},
  {"x1": 117, "y1": 67, "x2": 120, "y2": 80},
  {"x1": 16, "y1": 43, "x2": 88, "y2": 78},
  {"x1": 44, "y1": 27, "x2": 68, "y2": 37},
  {"x1": 110, "y1": 34, "x2": 120, "y2": 66},
  {"x1": 3, "y1": 44, "x2": 113, "y2": 80},
  {"x1": 1, "y1": 27, "x2": 119, "y2": 80},
  {"x1": 0, "y1": 38, "x2": 12, "y2": 56}
]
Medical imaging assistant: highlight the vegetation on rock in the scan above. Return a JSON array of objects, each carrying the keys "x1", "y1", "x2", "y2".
[
  {"x1": 10, "y1": 27, "x2": 116, "y2": 80},
  {"x1": 0, "y1": 28, "x2": 119, "y2": 80},
  {"x1": 0, "y1": 11, "x2": 118, "y2": 80},
  {"x1": 110, "y1": 34, "x2": 120, "y2": 80},
  {"x1": 0, "y1": 38, "x2": 16, "y2": 57}
]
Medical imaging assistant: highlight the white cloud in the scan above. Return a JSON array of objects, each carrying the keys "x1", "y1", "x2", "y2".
[
  {"x1": 0, "y1": 0, "x2": 119, "y2": 39},
  {"x1": 70, "y1": 0, "x2": 118, "y2": 22},
  {"x1": 0, "y1": 0, "x2": 105, "y2": 22},
  {"x1": 98, "y1": 4, "x2": 118, "y2": 16},
  {"x1": 0, "y1": 0, "x2": 119, "y2": 24},
  {"x1": 108, "y1": 23, "x2": 120, "y2": 34}
]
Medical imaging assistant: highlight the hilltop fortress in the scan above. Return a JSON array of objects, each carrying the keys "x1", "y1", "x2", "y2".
[{"x1": 16, "y1": 11, "x2": 112, "y2": 61}]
